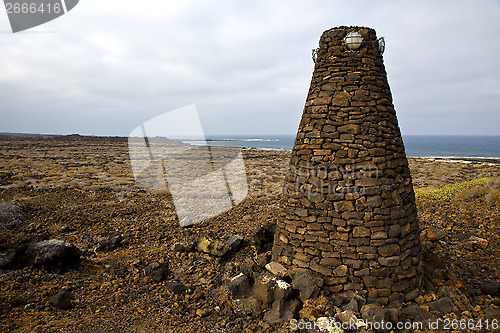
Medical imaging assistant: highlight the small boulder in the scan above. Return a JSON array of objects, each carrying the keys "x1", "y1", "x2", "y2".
[
  {"x1": 481, "y1": 281, "x2": 500, "y2": 296},
  {"x1": 0, "y1": 200, "x2": 24, "y2": 230},
  {"x1": 274, "y1": 279, "x2": 292, "y2": 301},
  {"x1": 265, "y1": 261, "x2": 288, "y2": 278},
  {"x1": 223, "y1": 273, "x2": 251, "y2": 299},
  {"x1": 344, "y1": 298, "x2": 359, "y2": 312},
  {"x1": 292, "y1": 272, "x2": 323, "y2": 302},
  {"x1": 226, "y1": 235, "x2": 244, "y2": 252},
  {"x1": 335, "y1": 309, "x2": 358, "y2": 327},
  {"x1": 49, "y1": 289, "x2": 73, "y2": 310},
  {"x1": 196, "y1": 237, "x2": 229, "y2": 257},
  {"x1": 166, "y1": 281, "x2": 189, "y2": 295},
  {"x1": 264, "y1": 299, "x2": 285, "y2": 325},
  {"x1": 250, "y1": 221, "x2": 276, "y2": 252},
  {"x1": 253, "y1": 273, "x2": 277, "y2": 304},
  {"x1": 361, "y1": 304, "x2": 388, "y2": 326},
  {"x1": 144, "y1": 262, "x2": 169, "y2": 282},
  {"x1": 0, "y1": 252, "x2": 16, "y2": 269},
  {"x1": 436, "y1": 285, "x2": 472, "y2": 312},
  {"x1": 172, "y1": 239, "x2": 196, "y2": 253},
  {"x1": 421, "y1": 227, "x2": 447, "y2": 242},
  {"x1": 255, "y1": 253, "x2": 270, "y2": 267},
  {"x1": 235, "y1": 296, "x2": 263, "y2": 317},
  {"x1": 24, "y1": 239, "x2": 81, "y2": 271},
  {"x1": 94, "y1": 234, "x2": 123, "y2": 252},
  {"x1": 402, "y1": 304, "x2": 439, "y2": 330},
  {"x1": 428, "y1": 297, "x2": 454, "y2": 314},
  {"x1": 264, "y1": 299, "x2": 298, "y2": 325}
]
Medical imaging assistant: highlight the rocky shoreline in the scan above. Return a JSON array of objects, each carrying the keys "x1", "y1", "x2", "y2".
[{"x1": 0, "y1": 135, "x2": 499, "y2": 332}]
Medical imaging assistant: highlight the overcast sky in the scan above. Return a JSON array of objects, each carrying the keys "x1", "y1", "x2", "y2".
[{"x1": 0, "y1": 0, "x2": 499, "y2": 136}]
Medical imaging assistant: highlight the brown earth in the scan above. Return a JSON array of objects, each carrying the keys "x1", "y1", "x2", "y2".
[{"x1": 0, "y1": 135, "x2": 499, "y2": 332}]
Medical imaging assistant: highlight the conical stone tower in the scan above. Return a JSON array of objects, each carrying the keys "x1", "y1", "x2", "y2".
[{"x1": 272, "y1": 26, "x2": 422, "y2": 305}]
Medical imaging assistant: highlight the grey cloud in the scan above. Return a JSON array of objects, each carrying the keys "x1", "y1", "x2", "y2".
[{"x1": 0, "y1": 0, "x2": 499, "y2": 136}]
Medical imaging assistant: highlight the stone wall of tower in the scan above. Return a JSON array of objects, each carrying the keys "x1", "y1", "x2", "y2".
[{"x1": 271, "y1": 26, "x2": 422, "y2": 305}]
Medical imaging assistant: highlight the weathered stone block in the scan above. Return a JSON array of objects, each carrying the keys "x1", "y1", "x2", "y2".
[
  {"x1": 291, "y1": 273, "x2": 323, "y2": 302},
  {"x1": 353, "y1": 226, "x2": 370, "y2": 238},
  {"x1": 253, "y1": 273, "x2": 276, "y2": 304},
  {"x1": 265, "y1": 261, "x2": 288, "y2": 278},
  {"x1": 320, "y1": 257, "x2": 342, "y2": 267},
  {"x1": 310, "y1": 262, "x2": 332, "y2": 276},
  {"x1": 378, "y1": 256, "x2": 400, "y2": 266},
  {"x1": 333, "y1": 265, "x2": 348, "y2": 277},
  {"x1": 378, "y1": 243, "x2": 400, "y2": 257}
]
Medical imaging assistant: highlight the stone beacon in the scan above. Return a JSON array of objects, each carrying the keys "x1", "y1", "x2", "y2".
[{"x1": 272, "y1": 26, "x2": 422, "y2": 305}]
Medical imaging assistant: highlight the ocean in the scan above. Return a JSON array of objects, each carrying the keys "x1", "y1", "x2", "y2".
[{"x1": 186, "y1": 135, "x2": 500, "y2": 159}]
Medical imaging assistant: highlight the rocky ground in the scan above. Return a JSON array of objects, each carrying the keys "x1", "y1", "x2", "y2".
[{"x1": 0, "y1": 134, "x2": 499, "y2": 332}]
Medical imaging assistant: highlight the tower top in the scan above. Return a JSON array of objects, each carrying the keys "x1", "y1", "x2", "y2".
[{"x1": 313, "y1": 26, "x2": 385, "y2": 66}]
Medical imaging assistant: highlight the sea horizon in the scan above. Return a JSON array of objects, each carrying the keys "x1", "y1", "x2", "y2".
[
  {"x1": 191, "y1": 134, "x2": 500, "y2": 159},
  {"x1": 2, "y1": 132, "x2": 500, "y2": 159}
]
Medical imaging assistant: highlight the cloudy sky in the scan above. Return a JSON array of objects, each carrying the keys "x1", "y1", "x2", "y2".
[{"x1": 0, "y1": 0, "x2": 499, "y2": 137}]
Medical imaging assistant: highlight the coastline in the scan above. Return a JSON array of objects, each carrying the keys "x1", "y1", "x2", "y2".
[{"x1": 2, "y1": 133, "x2": 500, "y2": 161}]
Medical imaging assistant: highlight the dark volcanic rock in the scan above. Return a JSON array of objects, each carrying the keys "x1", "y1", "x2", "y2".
[
  {"x1": 428, "y1": 297, "x2": 454, "y2": 314},
  {"x1": 335, "y1": 309, "x2": 358, "y2": 327},
  {"x1": 436, "y1": 285, "x2": 472, "y2": 311},
  {"x1": 0, "y1": 200, "x2": 24, "y2": 230},
  {"x1": 172, "y1": 239, "x2": 196, "y2": 253},
  {"x1": 421, "y1": 227, "x2": 447, "y2": 242},
  {"x1": 24, "y1": 239, "x2": 81, "y2": 271},
  {"x1": 402, "y1": 304, "x2": 439, "y2": 330},
  {"x1": 345, "y1": 298, "x2": 359, "y2": 312},
  {"x1": 263, "y1": 299, "x2": 298, "y2": 325},
  {"x1": 236, "y1": 296, "x2": 263, "y2": 317},
  {"x1": 291, "y1": 272, "x2": 323, "y2": 302},
  {"x1": 144, "y1": 262, "x2": 169, "y2": 282},
  {"x1": 226, "y1": 235, "x2": 244, "y2": 252},
  {"x1": 222, "y1": 273, "x2": 251, "y2": 299},
  {"x1": 250, "y1": 221, "x2": 276, "y2": 252},
  {"x1": 361, "y1": 304, "x2": 388, "y2": 326},
  {"x1": 253, "y1": 272, "x2": 276, "y2": 304},
  {"x1": 49, "y1": 289, "x2": 73, "y2": 310},
  {"x1": 263, "y1": 299, "x2": 285, "y2": 325},
  {"x1": 255, "y1": 253, "x2": 270, "y2": 267},
  {"x1": 481, "y1": 281, "x2": 500, "y2": 295},
  {"x1": 0, "y1": 252, "x2": 16, "y2": 269},
  {"x1": 94, "y1": 234, "x2": 123, "y2": 252},
  {"x1": 166, "y1": 281, "x2": 189, "y2": 295}
]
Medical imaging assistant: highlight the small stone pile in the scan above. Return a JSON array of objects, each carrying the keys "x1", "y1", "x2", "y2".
[{"x1": 272, "y1": 26, "x2": 422, "y2": 305}]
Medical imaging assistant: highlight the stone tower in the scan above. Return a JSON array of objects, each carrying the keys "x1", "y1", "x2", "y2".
[{"x1": 272, "y1": 26, "x2": 422, "y2": 305}]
